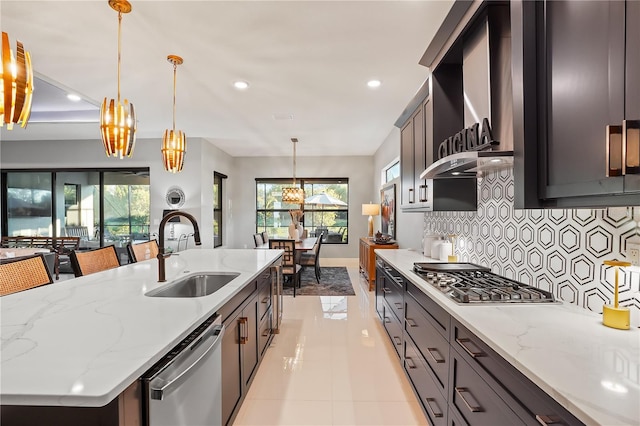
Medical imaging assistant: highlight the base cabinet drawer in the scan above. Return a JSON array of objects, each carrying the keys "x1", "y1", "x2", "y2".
[
  {"x1": 449, "y1": 350, "x2": 522, "y2": 426},
  {"x1": 404, "y1": 335, "x2": 448, "y2": 426},
  {"x1": 382, "y1": 300, "x2": 403, "y2": 359},
  {"x1": 383, "y1": 272, "x2": 404, "y2": 322},
  {"x1": 405, "y1": 293, "x2": 449, "y2": 394}
]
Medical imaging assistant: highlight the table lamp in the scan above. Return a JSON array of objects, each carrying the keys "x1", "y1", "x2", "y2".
[{"x1": 362, "y1": 203, "x2": 380, "y2": 238}]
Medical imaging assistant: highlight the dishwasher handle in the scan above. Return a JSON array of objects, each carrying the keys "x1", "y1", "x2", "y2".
[{"x1": 149, "y1": 320, "x2": 225, "y2": 401}]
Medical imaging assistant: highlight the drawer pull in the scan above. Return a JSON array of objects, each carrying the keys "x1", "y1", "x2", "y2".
[
  {"x1": 406, "y1": 318, "x2": 417, "y2": 327},
  {"x1": 536, "y1": 414, "x2": 564, "y2": 425},
  {"x1": 456, "y1": 337, "x2": 486, "y2": 358},
  {"x1": 239, "y1": 317, "x2": 248, "y2": 344},
  {"x1": 383, "y1": 287, "x2": 391, "y2": 294},
  {"x1": 455, "y1": 387, "x2": 482, "y2": 413},
  {"x1": 393, "y1": 336, "x2": 402, "y2": 346},
  {"x1": 384, "y1": 316, "x2": 391, "y2": 324},
  {"x1": 394, "y1": 302, "x2": 403, "y2": 310},
  {"x1": 262, "y1": 330, "x2": 271, "y2": 337},
  {"x1": 405, "y1": 356, "x2": 417, "y2": 369},
  {"x1": 261, "y1": 297, "x2": 270, "y2": 304},
  {"x1": 426, "y1": 347, "x2": 445, "y2": 364},
  {"x1": 425, "y1": 397, "x2": 444, "y2": 418}
]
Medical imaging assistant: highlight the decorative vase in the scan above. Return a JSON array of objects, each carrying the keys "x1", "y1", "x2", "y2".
[
  {"x1": 288, "y1": 222, "x2": 299, "y2": 241},
  {"x1": 297, "y1": 224, "x2": 304, "y2": 240}
]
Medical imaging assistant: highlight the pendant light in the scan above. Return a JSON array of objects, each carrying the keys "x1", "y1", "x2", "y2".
[
  {"x1": 100, "y1": 0, "x2": 137, "y2": 159},
  {"x1": 1, "y1": 31, "x2": 34, "y2": 129},
  {"x1": 161, "y1": 55, "x2": 186, "y2": 173},
  {"x1": 282, "y1": 138, "x2": 305, "y2": 204}
]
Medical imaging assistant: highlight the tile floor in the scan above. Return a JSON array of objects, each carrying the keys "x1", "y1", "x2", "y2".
[{"x1": 232, "y1": 265, "x2": 428, "y2": 426}]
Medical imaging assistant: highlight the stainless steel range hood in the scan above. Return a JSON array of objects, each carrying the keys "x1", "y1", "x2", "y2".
[{"x1": 420, "y1": 150, "x2": 513, "y2": 179}]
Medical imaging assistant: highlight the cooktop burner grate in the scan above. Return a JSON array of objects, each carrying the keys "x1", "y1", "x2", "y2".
[{"x1": 412, "y1": 265, "x2": 557, "y2": 304}]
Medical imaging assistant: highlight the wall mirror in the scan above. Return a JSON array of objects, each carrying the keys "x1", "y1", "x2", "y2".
[{"x1": 166, "y1": 186, "x2": 185, "y2": 208}]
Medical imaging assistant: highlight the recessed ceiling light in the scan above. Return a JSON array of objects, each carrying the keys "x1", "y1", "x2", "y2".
[
  {"x1": 233, "y1": 80, "x2": 249, "y2": 90},
  {"x1": 67, "y1": 93, "x2": 81, "y2": 102},
  {"x1": 367, "y1": 79, "x2": 381, "y2": 88}
]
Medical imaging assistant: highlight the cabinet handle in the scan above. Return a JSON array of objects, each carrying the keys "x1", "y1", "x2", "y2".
[
  {"x1": 426, "y1": 347, "x2": 445, "y2": 364},
  {"x1": 535, "y1": 414, "x2": 564, "y2": 425},
  {"x1": 405, "y1": 356, "x2": 417, "y2": 369},
  {"x1": 394, "y1": 302, "x2": 403, "y2": 310},
  {"x1": 261, "y1": 297, "x2": 270, "y2": 304},
  {"x1": 393, "y1": 336, "x2": 402, "y2": 346},
  {"x1": 262, "y1": 329, "x2": 271, "y2": 337},
  {"x1": 425, "y1": 397, "x2": 444, "y2": 418},
  {"x1": 455, "y1": 387, "x2": 483, "y2": 413},
  {"x1": 419, "y1": 184, "x2": 428, "y2": 202},
  {"x1": 623, "y1": 119, "x2": 640, "y2": 175},
  {"x1": 406, "y1": 318, "x2": 417, "y2": 327},
  {"x1": 409, "y1": 188, "x2": 415, "y2": 203},
  {"x1": 382, "y1": 287, "x2": 391, "y2": 294},
  {"x1": 239, "y1": 317, "x2": 248, "y2": 344},
  {"x1": 384, "y1": 316, "x2": 391, "y2": 324},
  {"x1": 456, "y1": 337, "x2": 486, "y2": 358}
]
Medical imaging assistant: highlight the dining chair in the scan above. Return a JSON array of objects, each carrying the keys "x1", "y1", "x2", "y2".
[
  {"x1": 269, "y1": 239, "x2": 301, "y2": 297},
  {"x1": 70, "y1": 245, "x2": 121, "y2": 277},
  {"x1": 127, "y1": 240, "x2": 159, "y2": 263},
  {"x1": 253, "y1": 233, "x2": 264, "y2": 247},
  {"x1": 299, "y1": 232, "x2": 324, "y2": 283},
  {"x1": 0, "y1": 254, "x2": 54, "y2": 296},
  {"x1": 261, "y1": 231, "x2": 269, "y2": 244},
  {"x1": 53, "y1": 236, "x2": 80, "y2": 279}
]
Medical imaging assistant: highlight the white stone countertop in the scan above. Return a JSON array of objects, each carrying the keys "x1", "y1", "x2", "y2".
[
  {"x1": 375, "y1": 249, "x2": 640, "y2": 426},
  {"x1": 0, "y1": 249, "x2": 282, "y2": 407}
]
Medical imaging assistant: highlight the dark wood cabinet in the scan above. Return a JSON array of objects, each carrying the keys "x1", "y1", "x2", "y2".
[
  {"x1": 221, "y1": 270, "x2": 274, "y2": 426},
  {"x1": 449, "y1": 349, "x2": 523, "y2": 426},
  {"x1": 513, "y1": 0, "x2": 640, "y2": 207},
  {"x1": 404, "y1": 334, "x2": 448, "y2": 426},
  {"x1": 375, "y1": 264, "x2": 585, "y2": 426}
]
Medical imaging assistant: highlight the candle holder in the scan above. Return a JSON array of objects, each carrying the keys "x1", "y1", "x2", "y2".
[{"x1": 602, "y1": 260, "x2": 631, "y2": 330}]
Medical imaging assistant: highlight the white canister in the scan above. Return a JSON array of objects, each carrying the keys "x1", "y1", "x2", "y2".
[
  {"x1": 423, "y1": 234, "x2": 438, "y2": 256},
  {"x1": 431, "y1": 238, "x2": 443, "y2": 259},
  {"x1": 439, "y1": 241, "x2": 453, "y2": 261}
]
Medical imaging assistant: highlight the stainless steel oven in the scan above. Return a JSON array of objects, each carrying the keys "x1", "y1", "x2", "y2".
[{"x1": 141, "y1": 313, "x2": 225, "y2": 426}]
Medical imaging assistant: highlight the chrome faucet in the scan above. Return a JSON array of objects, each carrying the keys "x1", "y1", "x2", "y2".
[{"x1": 157, "y1": 210, "x2": 202, "y2": 282}]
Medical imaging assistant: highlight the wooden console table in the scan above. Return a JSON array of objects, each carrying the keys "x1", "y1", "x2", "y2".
[{"x1": 359, "y1": 237, "x2": 398, "y2": 291}]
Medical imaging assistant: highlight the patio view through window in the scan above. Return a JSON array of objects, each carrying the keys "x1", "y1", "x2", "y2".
[
  {"x1": 256, "y1": 178, "x2": 349, "y2": 244},
  {"x1": 2, "y1": 169, "x2": 150, "y2": 248}
]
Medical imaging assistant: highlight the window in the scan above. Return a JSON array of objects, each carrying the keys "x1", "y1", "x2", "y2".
[
  {"x1": 383, "y1": 159, "x2": 400, "y2": 183},
  {"x1": 2, "y1": 169, "x2": 149, "y2": 246},
  {"x1": 256, "y1": 178, "x2": 349, "y2": 244},
  {"x1": 213, "y1": 172, "x2": 226, "y2": 248}
]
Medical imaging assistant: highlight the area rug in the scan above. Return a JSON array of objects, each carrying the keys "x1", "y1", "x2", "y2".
[{"x1": 282, "y1": 266, "x2": 355, "y2": 296}]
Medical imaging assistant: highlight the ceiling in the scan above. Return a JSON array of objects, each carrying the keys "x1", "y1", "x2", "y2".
[{"x1": 0, "y1": 0, "x2": 453, "y2": 157}]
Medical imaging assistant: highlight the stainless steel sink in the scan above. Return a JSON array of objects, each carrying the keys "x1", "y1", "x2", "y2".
[{"x1": 146, "y1": 272, "x2": 240, "y2": 298}]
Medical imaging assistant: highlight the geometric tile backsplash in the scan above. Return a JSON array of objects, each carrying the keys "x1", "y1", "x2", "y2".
[{"x1": 424, "y1": 168, "x2": 640, "y2": 328}]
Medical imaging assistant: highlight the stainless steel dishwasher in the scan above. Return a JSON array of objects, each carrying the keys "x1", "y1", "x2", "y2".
[{"x1": 141, "y1": 313, "x2": 225, "y2": 426}]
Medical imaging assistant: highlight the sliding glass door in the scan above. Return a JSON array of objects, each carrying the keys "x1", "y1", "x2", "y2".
[{"x1": 2, "y1": 169, "x2": 149, "y2": 247}]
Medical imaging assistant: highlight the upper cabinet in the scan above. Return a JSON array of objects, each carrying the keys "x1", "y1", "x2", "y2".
[{"x1": 513, "y1": 0, "x2": 640, "y2": 208}]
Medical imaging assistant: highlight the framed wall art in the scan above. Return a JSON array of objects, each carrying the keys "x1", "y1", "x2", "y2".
[{"x1": 380, "y1": 183, "x2": 396, "y2": 239}]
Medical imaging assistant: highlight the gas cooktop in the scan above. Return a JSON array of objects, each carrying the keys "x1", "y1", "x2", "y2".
[{"x1": 413, "y1": 263, "x2": 557, "y2": 304}]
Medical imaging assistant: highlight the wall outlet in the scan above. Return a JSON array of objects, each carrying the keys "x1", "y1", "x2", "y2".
[{"x1": 628, "y1": 243, "x2": 640, "y2": 266}]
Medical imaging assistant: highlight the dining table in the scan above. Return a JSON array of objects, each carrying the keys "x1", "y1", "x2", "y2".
[{"x1": 256, "y1": 237, "x2": 316, "y2": 252}]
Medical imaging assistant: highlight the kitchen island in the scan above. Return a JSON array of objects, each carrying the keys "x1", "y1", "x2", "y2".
[
  {"x1": 376, "y1": 249, "x2": 639, "y2": 426},
  {"x1": 0, "y1": 248, "x2": 282, "y2": 410}
]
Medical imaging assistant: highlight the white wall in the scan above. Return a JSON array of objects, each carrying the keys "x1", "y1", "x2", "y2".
[
  {"x1": 230, "y1": 155, "x2": 374, "y2": 258},
  {"x1": 373, "y1": 127, "x2": 424, "y2": 250}
]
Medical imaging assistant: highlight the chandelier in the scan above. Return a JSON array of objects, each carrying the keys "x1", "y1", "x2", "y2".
[
  {"x1": 1, "y1": 32, "x2": 34, "y2": 129},
  {"x1": 282, "y1": 138, "x2": 305, "y2": 204},
  {"x1": 100, "y1": 0, "x2": 137, "y2": 159},
  {"x1": 161, "y1": 55, "x2": 186, "y2": 173}
]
